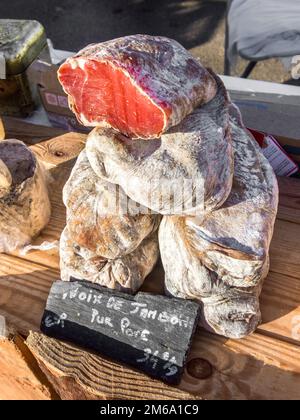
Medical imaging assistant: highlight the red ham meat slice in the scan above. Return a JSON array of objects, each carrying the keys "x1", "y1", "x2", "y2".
[{"x1": 58, "y1": 35, "x2": 217, "y2": 138}]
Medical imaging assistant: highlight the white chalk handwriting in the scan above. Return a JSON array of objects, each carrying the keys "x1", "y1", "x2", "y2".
[
  {"x1": 91, "y1": 309, "x2": 114, "y2": 328},
  {"x1": 63, "y1": 287, "x2": 103, "y2": 305},
  {"x1": 61, "y1": 287, "x2": 192, "y2": 329},
  {"x1": 137, "y1": 348, "x2": 178, "y2": 376},
  {"x1": 44, "y1": 313, "x2": 67, "y2": 328},
  {"x1": 120, "y1": 317, "x2": 150, "y2": 342}
]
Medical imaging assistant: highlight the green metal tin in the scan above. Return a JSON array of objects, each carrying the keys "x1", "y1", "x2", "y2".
[{"x1": 0, "y1": 19, "x2": 49, "y2": 117}]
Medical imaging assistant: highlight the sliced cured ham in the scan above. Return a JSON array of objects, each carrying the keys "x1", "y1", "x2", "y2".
[
  {"x1": 0, "y1": 139, "x2": 51, "y2": 253},
  {"x1": 58, "y1": 35, "x2": 217, "y2": 138},
  {"x1": 159, "y1": 122, "x2": 278, "y2": 338},
  {"x1": 86, "y1": 73, "x2": 233, "y2": 216},
  {"x1": 60, "y1": 227, "x2": 159, "y2": 293},
  {"x1": 63, "y1": 149, "x2": 160, "y2": 260}
]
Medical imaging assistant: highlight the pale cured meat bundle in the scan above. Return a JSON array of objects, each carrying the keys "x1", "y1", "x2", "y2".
[
  {"x1": 201, "y1": 283, "x2": 265, "y2": 338},
  {"x1": 86, "y1": 73, "x2": 233, "y2": 216},
  {"x1": 185, "y1": 121, "x2": 278, "y2": 288},
  {"x1": 159, "y1": 122, "x2": 278, "y2": 338},
  {"x1": 58, "y1": 35, "x2": 217, "y2": 138},
  {"x1": 0, "y1": 139, "x2": 51, "y2": 253},
  {"x1": 60, "y1": 227, "x2": 159, "y2": 293},
  {"x1": 63, "y1": 149, "x2": 160, "y2": 260},
  {"x1": 159, "y1": 216, "x2": 266, "y2": 338}
]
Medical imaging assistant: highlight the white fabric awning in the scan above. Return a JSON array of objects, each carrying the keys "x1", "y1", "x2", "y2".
[{"x1": 228, "y1": 0, "x2": 300, "y2": 65}]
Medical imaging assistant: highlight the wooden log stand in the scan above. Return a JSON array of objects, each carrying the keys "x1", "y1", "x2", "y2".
[{"x1": 0, "y1": 120, "x2": 300, "y2": 400}]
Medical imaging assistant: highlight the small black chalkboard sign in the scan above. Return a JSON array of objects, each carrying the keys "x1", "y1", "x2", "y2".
[{"x1": 41, "y1": 280, "x2": 200, "y2": 385}]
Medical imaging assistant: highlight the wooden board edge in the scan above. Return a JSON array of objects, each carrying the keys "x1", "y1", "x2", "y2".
[
  {"x1": 0, "y1": 332, "x2": 59, "y2": 400},
  {"x1": 26, "y1": 332, "x2": 199, "y2": 401}
]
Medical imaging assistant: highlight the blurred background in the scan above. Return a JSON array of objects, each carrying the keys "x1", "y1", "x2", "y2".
[{"x1": 0, "y1": 0, "x2": 296, "y2": 83}]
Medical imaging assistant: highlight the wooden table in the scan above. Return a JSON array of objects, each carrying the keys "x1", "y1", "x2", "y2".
[{"x1": 0, "y1": 117, "x2": 300, "y2": 400}]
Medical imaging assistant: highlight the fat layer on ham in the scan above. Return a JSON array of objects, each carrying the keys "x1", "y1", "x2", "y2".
[
  {"x1": 58, "y1": 35, "x2": 217, "y2": 138},
  {"x1": 86, "y1": 73, "x2": 233, "y2": 216},
  {"x1": 63, "y1": 149, "x2": 160, "y2": 260},
  {"x1": 0, "y1": 139, "x2": 51, "y2": 253}
]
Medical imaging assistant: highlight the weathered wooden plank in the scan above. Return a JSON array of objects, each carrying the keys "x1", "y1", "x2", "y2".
[
  {"x1": 27, "y1": 330, "x2": 300, "y2": 400},
  {"x1": 269, "y1": 219, "x2": 300, "y2": 280},
  {"x1": 0, "y1": 116, "x2": 65, "y2": 144},
  {"x1": 259, "y1": 271, "x2": 300, "y2": 345},
  {"x1": 277, "y1": 177, "x2": 300, "y2": 224},
  {"x1": 181, "y1": 329, "x2": 300, "y2": 400},
  {"x1": 30, "y1": 132, "x2": 86, "y2": 168},
  {"x1": 41, "y1": 281, "x2": 199, "y2": 385},
  {"x1": 0, "y1": 334, "x2": 58, "y2": 400},
  {"x1": 26, "y1": 332, "x2": 197, "y2": 400},
  {"x1": 0, "y1": 254, "x2": 59, "y2": 335},
  {"x1": 1, "y1": 249, "x2": 300, "y2": 350}
]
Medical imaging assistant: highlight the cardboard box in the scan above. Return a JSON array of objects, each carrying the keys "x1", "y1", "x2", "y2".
[{"x1": 34, "y1": 59, "x2": 90, "y2": 133}]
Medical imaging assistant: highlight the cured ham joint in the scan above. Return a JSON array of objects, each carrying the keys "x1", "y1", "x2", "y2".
[{"x1": 58, "y1": 35, "x2": 217, "y2": 138}]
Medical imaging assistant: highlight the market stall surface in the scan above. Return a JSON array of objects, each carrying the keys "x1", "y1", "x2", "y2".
[{"x1": 0, "y1": 117, "x2": 300, "y2": 400}]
